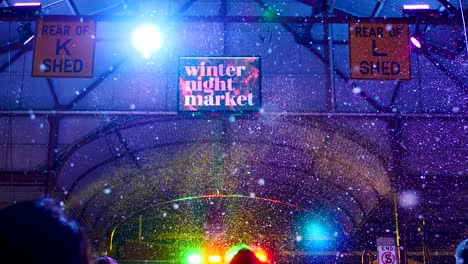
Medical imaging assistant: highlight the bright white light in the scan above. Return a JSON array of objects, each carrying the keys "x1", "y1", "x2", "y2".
[
  {"x1": 410, "y1": 36, "x2": 422, "y2": 48},
  {"x1": 187, "y1": 254, "x2": 203, "y2": 263},
  {"x1": 131, "y1": 24, "x2": 163, "y2": 59},
  {"x1": 352, "y1": 87, "x2": 362, "y2": 94},
  {"x1": 208, "y1": 255, "x2": 221, "y2": 263},
  {"x1": 14, "y1": 2, "x2": 42, "y2": 7},
  {"x1": 399, "y1": 190, "x2": 419, "y2": 209},
  {"x1": 403, "y1": 4, "x2": 430, "y2": 10},
  {"x1": 23, "y1": 35, "x2": 35, "y2": 45}
]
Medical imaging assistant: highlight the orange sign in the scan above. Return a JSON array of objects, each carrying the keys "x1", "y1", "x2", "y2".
[
  {"x1": 32, "y1": 19, "x2": 96, "y2": 77},
  {"x1": 349, "y1": 22, "x2": 410, "y2": 80}
]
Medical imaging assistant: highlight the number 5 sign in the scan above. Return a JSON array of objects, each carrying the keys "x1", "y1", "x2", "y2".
[
  {"x1": 377, "y1": 237, "x2": 399, "y2": 264},
  {"x1": 379, "y1": 248, "x2": 396, "y2": 264}
]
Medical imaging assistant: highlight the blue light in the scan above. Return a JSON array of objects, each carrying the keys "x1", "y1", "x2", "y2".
[
  {"x1": 304, "y1": 222, "x2": 331, "y2": 249},
  {"x1": 131, "y1": 24, "x2": 163, "y2": 59},
  {"x1": 295, "y1": 214, "x2": 339, "y2": 250},
  {"x1": 306, "y1": 222, "x2": 328, "y2": 241}
]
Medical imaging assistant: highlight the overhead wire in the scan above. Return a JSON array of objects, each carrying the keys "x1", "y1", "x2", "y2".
[
  {"x1": 6, "y1": 20, "x2": 16, "y2": 202},
  {"x1": 42, "y1": 0, "x2": 65, "y2": 9},
  {"x1": 18, "y1": 41, "x2": 26, "y2": 107},
  {"x1": 374, "y1": 0, "x2": 404, "y2": 11},
  {"x1": 459, "y1": 0, "x2": 468, "y2": 52}
]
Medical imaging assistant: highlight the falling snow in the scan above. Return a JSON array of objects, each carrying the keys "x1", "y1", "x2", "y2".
[{"x1": 0, "y1": 1, "x2": 465, "y2": 263}]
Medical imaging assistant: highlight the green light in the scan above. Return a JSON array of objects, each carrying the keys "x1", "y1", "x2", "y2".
[
  {"x1": 225, "y1": 244, "x2": 250, "y2": 261},
  {"x1": 262, "y1": 8, "x2": 277, "y2": 21},
  {"x1": 185, "y1": 251, "x2": 203, "y2": 264}
]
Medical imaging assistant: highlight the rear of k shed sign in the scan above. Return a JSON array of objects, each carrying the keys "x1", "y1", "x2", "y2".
[
  {"x1": 349, "y1": 22, "x2": 410, "y2": 80},
  {"x1": 32, "y1": 19, "x2": 96, "y2": 77}
]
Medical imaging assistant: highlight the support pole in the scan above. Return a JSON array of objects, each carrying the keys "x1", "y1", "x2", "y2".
[
  {"x1": 324, "y1": 1, "x2": 336, "y2": 112},
  {"x1": 389, "y1": 114, "x2": 406, "y2": 264},
  {"x1": 138, "y1": 215, "x2": 142, "y2": 241},
  {"x1": 394, "y1": 192, "x2": 402, "y2": 263},
  {"x1": 326, "y1": 22, "x2": 336, "y2": 112},
  {"x1": 46, "y1": 116, "x2": 60, "y2": 197}
]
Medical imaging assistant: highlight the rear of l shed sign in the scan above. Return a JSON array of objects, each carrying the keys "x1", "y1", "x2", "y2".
[
  {"x1": 349, "y1": 22, "x2": 410, "y2": 80},
  {"x1": 32, "y1": 19, "x2": 96, "y2": 77}
]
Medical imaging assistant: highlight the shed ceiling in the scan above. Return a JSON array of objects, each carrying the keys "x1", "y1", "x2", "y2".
[{"x1": 0, "y1": 0, "x2": 467, "y2": 257}]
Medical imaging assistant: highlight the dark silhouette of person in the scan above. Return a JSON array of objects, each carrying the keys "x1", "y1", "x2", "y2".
[
  {"x1": 96, "y1": 256, "x2": 119, "y2": 264},
  {"x1": 0, "y1": 199, "x2": 92, "y2": 264},
  {"x1": 456, "y1": 239, "x2": 468, "y2": 264},
  {"x1": 229, "y1": 248, "x2": 261, "y2": 264}
]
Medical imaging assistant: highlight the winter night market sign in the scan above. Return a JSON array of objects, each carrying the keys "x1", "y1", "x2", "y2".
[{"x1": 178, "y1": 57, "x2": 261, "y2": 112}]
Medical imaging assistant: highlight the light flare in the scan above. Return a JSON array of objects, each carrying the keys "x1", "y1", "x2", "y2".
[
  {"x1": 403, "y1": 4, "x2": 430, "y2": 10},
  {"x1": 131, "y1": 24, "x2": 163, "y2": 59},
  {"x1": 14, "y1": 2, "x2": 41, "y2": 6},
  {"x1": 251, "y1": 246, "x2": 269, "y2": 263},
  {"x1": 208, "y1": 255, "x2": 222, "y2": 263},
  {"x1": 410, "y1": 36, "x2": 422, "y2": 48}
]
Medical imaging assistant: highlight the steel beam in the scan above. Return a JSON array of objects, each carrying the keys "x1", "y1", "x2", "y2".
[
  {"x1": 88, "y1": 1, "x2": 125, "y2": 16},
  {"x1": 0, "y1": 47, "x2": 29, "y2": 73},
  {"x1": 46, "y1": 78, "x2": 61, "y2": 107},
  {"x1": 64, "y1": 0, "x2": 79, "y2": 15},
  {"x1": 1, "y1": 0, "x2": 10, "y2": 7},
  {"x1": 0, "y1": 171, "x2": 47, "y2": 185},
  {"x1": 423, "y1": 51, "x2": 468, "y2": 94},
  {"x1": 45, "y1": 116, "x2": 60, "y2": 196},
  {"x1": 435, "y1": 0, "x2": 459, "y2": 14},
  {"x1": 174, "y1": 0, "x2": 199, "y2": 15},
  {"x1": 0, "y1": 110, "x2": 466, "y2": 120},
  {"x1": 0, "y1": 41, "x2": 23, "y2": 56},
  {"x1": 114, "y1": 129, "x2": 141, "y2": 169},
  {"x1": 0, "y1": 15, "x2": 464, "y2": 25},
  {"x1": 64, "y1": 58, "x2": 127, "y2": 109},
  {"x1": 370, "y1": 0, "x2": 385, "y2": 17},
  {"x1": 324, "y1": 18, "x2": 336, "y2": 112}
]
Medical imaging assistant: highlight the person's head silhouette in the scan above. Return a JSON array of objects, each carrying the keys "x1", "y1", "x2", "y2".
[
  {"x1": 456, "y1": 239, "x2": 468, "y2": 264},
  {"x1": 96, "y1": 256, "x2": 119, "y2": 264},
  {"x1": 229, "y1": 248, "x2": 261, "y2": 264},
  {"x1": 0, "y1": 199, "x2": 92, "y2": 264}
]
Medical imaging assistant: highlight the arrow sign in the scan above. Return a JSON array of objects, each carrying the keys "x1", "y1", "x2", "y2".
[{"x1": 32, "y1": 19, "x2": 96, "y2": 77}]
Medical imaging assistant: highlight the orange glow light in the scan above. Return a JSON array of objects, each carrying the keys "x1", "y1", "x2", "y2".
[
  {"x1": 208, "y1": 255, "x2": 222, "y2": 263},
  {"x1": 251, "y1": 247, "x2": 268, "y2": 263},
  {"x1": 256, "y1": 252, "x2": 268, "y2": 263}
]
